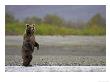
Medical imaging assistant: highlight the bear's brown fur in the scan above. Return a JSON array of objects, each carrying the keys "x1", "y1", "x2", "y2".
[{"x1": 22, "y1": 24, "x2": 39, "y2": 66}]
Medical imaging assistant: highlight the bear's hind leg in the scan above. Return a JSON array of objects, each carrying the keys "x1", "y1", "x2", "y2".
[{"x1": 22, "y1": 55, "x2": 32, "y2": 66}]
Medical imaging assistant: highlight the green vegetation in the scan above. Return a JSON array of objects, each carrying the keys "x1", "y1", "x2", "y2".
[
  {"x1": 5, "y1": 13, "x2": 106, "y2": 35},
  {"x1": 6, "y1": 23, "x2": 105, "y2": 35}
]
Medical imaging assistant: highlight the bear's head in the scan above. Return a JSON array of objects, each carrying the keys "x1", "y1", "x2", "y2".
[{"x1": 25, "y1": 24, "x2": 36, "y2": 35}]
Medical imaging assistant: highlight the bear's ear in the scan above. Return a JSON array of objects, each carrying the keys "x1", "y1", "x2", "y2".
[
  {"x1": 25, "y1": 24, "x2": 29, "y2": 27},
  {"x1": 32, "y1": 24, "x2": 35, "y2": 27}
]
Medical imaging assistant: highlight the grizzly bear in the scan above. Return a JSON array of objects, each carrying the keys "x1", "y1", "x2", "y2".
[{"x1": 22, "y1": 24, "x2": 39, "y2": 66}]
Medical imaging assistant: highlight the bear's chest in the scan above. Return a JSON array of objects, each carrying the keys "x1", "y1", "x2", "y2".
[{"x1": 24, "y1": 35, "x2": 35, "y2": 45}]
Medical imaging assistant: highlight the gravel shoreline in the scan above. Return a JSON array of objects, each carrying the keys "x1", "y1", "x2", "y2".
[
  {"x1": 5, "y1": 55, "x2": 106, "y2": 66},
  {"x1": 5, "y1": 36, "x2": 106, "y2": 69}
]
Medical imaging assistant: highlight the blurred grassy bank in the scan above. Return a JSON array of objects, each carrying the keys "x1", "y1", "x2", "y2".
[{"x1": 6, "y1": 23, "x2": 106, "y2": 35}]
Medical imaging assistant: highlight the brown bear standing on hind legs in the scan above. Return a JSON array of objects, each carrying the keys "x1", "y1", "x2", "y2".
[{"x1": 22, "y1": 24, "x2": 39, "y2": 66}]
